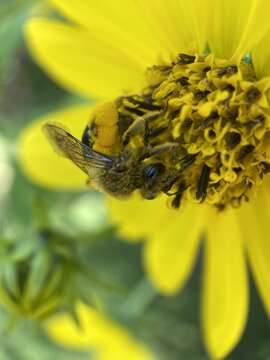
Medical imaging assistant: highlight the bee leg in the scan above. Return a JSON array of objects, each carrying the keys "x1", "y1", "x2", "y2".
[
  {"x1": 179, "y1": 153, "x2": 197, "y2": 170},
  {"x1": 144, "y1": 120, "x2": 150, "y2": 146},
  {"x1": 123, "y1": 117, "x2": 145, "y2": 145},
  {"x1": 163, "y1": 174, "x2": 182, "y2": 194},
  {"x1": 163, "y1": 179, "x2": 187, "y2": 209},
  {"x1": 162, "y1": 172, "x2": 182, "y2": 195},
  {"x1": 142, "y1": 142, "x2": 178, "y2": 159},
  {"x1": 144, "y1": 125, "x2": 169, "y2": 145},
  {"x1": 122, "y1": 111, "x2": 161, "y2": 146}
]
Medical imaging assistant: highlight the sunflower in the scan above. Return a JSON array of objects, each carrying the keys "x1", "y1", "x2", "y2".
[
  {"x1": 19, "y1": 0, "x2": 270, "y2": 358},
  {"x1": 45, "y1": 302, "x2": 153, "y2": 360}
]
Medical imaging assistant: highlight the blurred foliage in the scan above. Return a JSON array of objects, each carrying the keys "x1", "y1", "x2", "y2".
[{"x1": 0, "y1": 1, "x2": 269, "y2": 360}]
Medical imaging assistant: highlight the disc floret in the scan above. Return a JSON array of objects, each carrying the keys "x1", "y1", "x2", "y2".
[{"x1": 118, "y1": 53, "x2": 270, "y2": 209}]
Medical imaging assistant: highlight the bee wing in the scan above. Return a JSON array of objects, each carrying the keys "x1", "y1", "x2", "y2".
[{"x1": 43, "y1": 123, "x2": 114, "y2": 174}]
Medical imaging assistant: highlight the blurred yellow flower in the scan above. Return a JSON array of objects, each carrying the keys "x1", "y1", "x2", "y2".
[
  {"x1": 45, "y1": 302, "x2": 153, "y2": 360},
  {"x1": 18, "y1": 0, "x2": 270, "y2": 358}
]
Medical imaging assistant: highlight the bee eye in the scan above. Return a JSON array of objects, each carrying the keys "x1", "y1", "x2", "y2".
[
  {"x1": 81, "y1": 125, "x2": 91, "y2": 146},
  {"x1": 143, "y1": 163, "x2": 166, "y2": 187}
]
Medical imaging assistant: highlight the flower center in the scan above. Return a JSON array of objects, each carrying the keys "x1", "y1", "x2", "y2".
[{"x1": 116, "y1": 53, "x2": 270, "y2": 210}]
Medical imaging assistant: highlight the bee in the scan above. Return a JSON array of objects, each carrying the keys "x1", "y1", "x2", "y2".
[{"x1": 44, "y1": 102, "x2": 183, "y2": 200}]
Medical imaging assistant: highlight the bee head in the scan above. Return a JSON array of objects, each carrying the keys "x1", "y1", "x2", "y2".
[{"x1": 141, "y1": 162, "x2": 166, "y2": 199}]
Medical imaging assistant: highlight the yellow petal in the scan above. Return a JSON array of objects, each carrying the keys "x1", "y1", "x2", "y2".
[
  {"x1": 144, "y1": 204, "x2": 206, "y2": 294},
  {"x1": 46, "y1": 302, "x2": 154, "y2": 360},
  {"x1": 25, "y1": 19, "x2": 145, "y2": 99},
  {"x1": 51, "y1": 0, "x2": 202, "y2": 58},
  {"x1": 238, "y1": 187, "x2": 270, "y2": 317},
  {"x1": 233, "y1": 0, "x2": 270, "y2": 60},
  {"x1": 253, "y1": 32, "x2": 270, "y2": 78},
  {"x1": 107, "y1": 193, "x2": 173, "y2": 242},
  {"x1": 45, "y1": 313, "x2": 90, "y2": 349},
  {"x1": 18, "y1": 104, "x2": 92, "y2": 189},
  {"x1": 50, "y1": 0, "x2": 171, "y2": 62},
  {"x1": 182, "y1": 0, "x2": 208, "y2": 53},
  {"x1": 201, "y1": 0, "x2": 253, "y2": 59},
  {"x1": 108, "y1": 194, "x2": 207, "y2": 294},
  {"x1": 134, "y1": 0, "x2": 201, "y2": 55},
  {"x1": 193, "y1": 0, "x2": 270, "y2": 60},
  {"x1": 202, "y1": 209, "x2": 248, "y2": 359}
]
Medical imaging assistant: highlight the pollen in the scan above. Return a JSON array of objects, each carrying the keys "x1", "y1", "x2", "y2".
[{"x1": 116, "y1": 53, "x2": 270, "y2": 210}]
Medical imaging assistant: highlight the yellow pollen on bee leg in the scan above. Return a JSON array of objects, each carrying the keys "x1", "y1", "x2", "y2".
[{"x1": 89, "y1": 102, "x2": 120, "y2": 155}]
